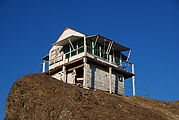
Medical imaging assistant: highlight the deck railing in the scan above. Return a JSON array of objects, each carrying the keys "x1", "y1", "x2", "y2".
[{"x1": 44, "y1": 45, "x2": 132, "y2": 73}]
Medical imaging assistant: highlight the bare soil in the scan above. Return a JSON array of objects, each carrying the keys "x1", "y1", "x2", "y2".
[{"x1": 5, "y1": 73, "x2": 179, "y2": 120}]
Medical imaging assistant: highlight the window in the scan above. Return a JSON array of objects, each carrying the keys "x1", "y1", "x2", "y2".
[
  {"x1": 71, "y1": 41, "x2": 77, "y2": 56},
  {"x1": 94, "y1": 43, "x2": 100, "y2": 57},
  {"x1": 87, "y1": 38, "x2": 93, "y2": 54},
  {"x1": 63, "y1": 45, "x2": 70, "y2": 54},
  {"x1": 63, "y1": 44, "x2": 70, "y2": 59},
  {"x1": 62, "y1": 39, "x2": 85, "y2": 59},
  {"x1": 86, "y1": 38, "x2": 110, "y2": 60},
  {"x1": 78, "y1": 39, "x2": 84, "y2": 53},
  {"x1": 66, "y1": 53, "x2": 70, "y2": 59}
]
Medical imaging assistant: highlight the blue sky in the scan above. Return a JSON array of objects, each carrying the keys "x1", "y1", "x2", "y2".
[{"x1": 0, "y1": 0, "x2": 179, "y2": 119}]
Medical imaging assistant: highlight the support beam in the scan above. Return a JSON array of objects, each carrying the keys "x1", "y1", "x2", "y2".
[
  {"x1": 126, "y1": 49, "x2": 132, "y2": 62},
  {"x1": 63, "y1": 52, "x2": 66, "y2": 63},
  {"x1": 107, "y1": 41, "x2": 113, "y2": 54},
  {"x1": 132, "y1": 64, "x2": 136, "y2": 96},
  {"x1": 42, "y1": 60, "x2": 46, "y2": 73},
  {"x1": 109, "y1": 55, "x2": 112, "y2": 63},
  {"x1": 84, "y1": 36, "x2": 87, "y2": 55},
  {"x1": 68, "y1": 64, "x2": 84, "y2": 72},
  {"x1": 122, "y1": 76, "x2": 125, "y2": 95},
  {"x1": 69, "y1": 44, "x2": 71, "y2": 58},
  {"x1": 92, "y1": 41, "x2": 94, "y2": 55},
  {"x1": 93, "y1": 35, "x2": 99, "y2": 48},
  {"x1": 106, "y1": 41, "x2": 112, "y2": 54},
  {"x1": 109, "y1": 67, "x2": 112, "y2": 93},
  {"x1": 99, "y1": 45, "x2": 102, "y2": 57},
  {"x1": 68, "y1": 38, "x2": 74, "y2": 50},
  {"x1": 76, "y1": 42, "x2": 78, "y2": 54},
  {"x1": 112, "y1": 49, "x2": 115, "y2": 63},
  {"x1": 83, "y1": 57, "x2": 87, "y2": 88},
  {"x1": 63, "y1": 65, "x2": 66, "y2": 83},
  {"x1": 119, "y1": 53, "x2": 122, "y2": 67}
]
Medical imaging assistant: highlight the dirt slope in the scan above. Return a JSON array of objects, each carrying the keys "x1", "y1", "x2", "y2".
[{"x1": 5, "y1": 73, "x2": 179, "y2": 120}]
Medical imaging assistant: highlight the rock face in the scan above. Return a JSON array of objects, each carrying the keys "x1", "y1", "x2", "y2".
[{"x1": 5, "y1": 73, "x2": 179, "y2": 120}]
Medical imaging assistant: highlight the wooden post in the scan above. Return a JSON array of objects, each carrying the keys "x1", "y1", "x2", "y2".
[
  {"x1": 63, "y1": 52, "x2": 66, "y2": 64},
  {"x1": 84, "y1": 36, "x2": 87, "y2": 56},
  {"x1": 83, "y1": 57, "x2": 87, "y2": 88},
  {"x1": 76, "y1": 42, "x2": 78, "y2": 54},
  {"x1": 122, "y1": 76, "x2": 125, "y2": 95},
  {"x1": 119, "y1": 53, "x2": 122, "y2": 67},
  {"x1": 92, "y1": 41, "x2": 94, "y2": 55},
  {"x1": 42, "y1": 60, "x2": 46, "y2": 73},
  {"x1": 69, "y1": 44, "x2": 71, "y2": 58},
  {"x1": 63, "y1": 65, "x2": 66, "y2": 83},
  {"x1": 109, "y1": 67, "x2": 112, "y2": 93},
  {"x1": 112, "y1": 49, "x2": 115, "y2": 63},
  {"x1": 132, "y1": 64, "x2": 136, "y2": 96},
  {"x1": 99, "y1": 45, "x2": 102, "y2": 57},
  {"x1": 109, "y1": 55, "x2": 112, "y2": 63}
]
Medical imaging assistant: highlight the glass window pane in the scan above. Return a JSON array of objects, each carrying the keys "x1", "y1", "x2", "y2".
[
  {"x1": 71, "y1": 50, "x2": 77, "y2": 56},
  {"x1": 78, "y1": 47, "x2": 84, "y2": 53},
  {"x1": 63, "y1": 45, "x2": 70, "y2": 53},
  {"x1": 66, "y1": 53, "x2": 70, "y2": 59},
  {"x1": 78, "y1": 39, "x2": 84, "y2": 47}
]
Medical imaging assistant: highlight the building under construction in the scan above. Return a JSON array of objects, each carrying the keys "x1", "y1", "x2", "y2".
[{"x1": 42, "y1": 27, "x2": 135, "y2": 96}]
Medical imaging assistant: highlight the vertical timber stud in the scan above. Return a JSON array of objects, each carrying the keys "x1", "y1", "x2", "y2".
[
  {"x1": 42, "y1": 60, "x2": 46, "y2": 73},
  {"x1": 109, "y1": 67, "x2": 112, "y2": 93},
  {"x1": 83, "y1": 57, "x2": 87, "y2": 88},
  {"x1": 63, "y1": 65, "x2": 66, "y2": 83},
  {"x1": 132, "y1": 64, "x2": 136, "y2": 96},
  {"x1": 84, "y1": 36, "x2": 87, "y2": 56}
]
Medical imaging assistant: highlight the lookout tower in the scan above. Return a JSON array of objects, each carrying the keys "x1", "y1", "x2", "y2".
[{"x1": 42, "y1": 27, "x2": 135, "y2": 96}]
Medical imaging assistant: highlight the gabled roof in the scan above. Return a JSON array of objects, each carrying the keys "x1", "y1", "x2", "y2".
[{"x1": 56, "y1": 27, "x2": 86, "y2": 43}]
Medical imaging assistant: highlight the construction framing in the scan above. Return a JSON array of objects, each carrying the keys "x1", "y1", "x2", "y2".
[{"x1": 42, "y1": 28, "x2": 136, "y2": 96}]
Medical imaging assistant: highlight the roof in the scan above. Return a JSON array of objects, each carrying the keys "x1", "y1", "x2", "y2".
[
  {"x1": 55, "y1": 27, "x2": 85, "y2": 43},
  {"x1": 87, "y1": 35, "x2": 131, "y2": 52},
  {"x1": 53, "y1": 27, "x2": 130, "y2": 52},
  {"x1": 53, "y1": 34, "x2": 130, "y2": 52}
]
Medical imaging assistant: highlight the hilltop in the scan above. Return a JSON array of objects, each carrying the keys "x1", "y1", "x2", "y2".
[{"x1": 5, "y1": 73, "x2": 179, "y2": 120}]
